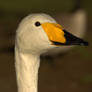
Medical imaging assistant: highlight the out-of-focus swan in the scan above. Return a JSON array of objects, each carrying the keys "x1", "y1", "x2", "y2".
[{"x1": 44, "y1": 10, "x2": 87, "y2": 56}]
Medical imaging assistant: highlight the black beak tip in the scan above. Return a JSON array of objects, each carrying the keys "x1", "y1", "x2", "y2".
[
  {"x1": 51, "y1": 29, "x2": 89, "y2": 46},
  {"x1": 80, "y1": 41, "x2": 89, "y2": 46},
  {"x1": 63, "y1": 29, "x2": 89, "y2": 46}
]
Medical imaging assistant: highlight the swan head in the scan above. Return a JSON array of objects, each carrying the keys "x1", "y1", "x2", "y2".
[{"x1": 16, "y1": 13, "x2": 88, "y2": 54}]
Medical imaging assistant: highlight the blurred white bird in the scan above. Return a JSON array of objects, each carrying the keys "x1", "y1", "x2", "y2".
[{"x1": 44, "y1": 10, "x2": 87, "y2": 56}]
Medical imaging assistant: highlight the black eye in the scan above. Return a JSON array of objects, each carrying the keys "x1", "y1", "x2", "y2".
[{"x1": 35, "y1": 21, "x2": 41, "y2": 27}]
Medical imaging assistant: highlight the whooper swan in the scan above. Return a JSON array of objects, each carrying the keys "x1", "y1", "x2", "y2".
[{"x1": 15, "y1": 13, "x2": 88, "y2": 92}]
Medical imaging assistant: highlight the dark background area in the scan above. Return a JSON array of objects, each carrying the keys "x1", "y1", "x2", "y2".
[{"x1": 0, "y1": 0, "x2": 92, "y2": 92}]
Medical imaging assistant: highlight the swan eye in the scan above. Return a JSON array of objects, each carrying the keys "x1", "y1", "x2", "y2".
[{"x1": 35, "y1": 21, "x2": 41, "y2": 27}]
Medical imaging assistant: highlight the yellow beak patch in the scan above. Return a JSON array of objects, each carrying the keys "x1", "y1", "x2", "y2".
[{"x1": 42, "y1": 23, "x2": 66, "y2": 43}]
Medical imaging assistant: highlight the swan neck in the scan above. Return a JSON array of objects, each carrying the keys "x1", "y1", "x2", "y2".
[{"x1": 15, "y1": 48, "x2": 40, "y2": 92}]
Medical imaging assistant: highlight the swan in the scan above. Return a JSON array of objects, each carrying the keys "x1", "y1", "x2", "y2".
[
  {"x1": 15, "y1": 13, "x2": 88, "y2": 92},
  {"x1": 3, "y1": 10, "x2": 86, "y2": 56}
]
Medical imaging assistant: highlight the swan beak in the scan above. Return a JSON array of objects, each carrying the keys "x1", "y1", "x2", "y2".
[{"x1": 42, "y1": 23, "x2": 88, "y2": 46}]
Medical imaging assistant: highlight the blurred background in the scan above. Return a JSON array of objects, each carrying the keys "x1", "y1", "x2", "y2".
[{"x1": 0, "y1": 0, "x2": 92, "y2": 92}]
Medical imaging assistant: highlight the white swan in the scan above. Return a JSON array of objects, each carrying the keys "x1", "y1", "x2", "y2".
[{"x1": 15, "y1": 13, "x2": 88, "y2": 92}]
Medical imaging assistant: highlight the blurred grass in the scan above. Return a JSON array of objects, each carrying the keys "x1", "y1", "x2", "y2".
[
  {"x1": 0, "y1": 0, "x2": 74, "y2": 13},
  {"x1": 0, "y1": 0, "x2": 91, "y2": 15},
  {"x1": 82, "y1": 75, "x2": 92, "y2": 83},
  {"x1": 75, "y1": 47, "x2": 91, "y2": 60}
]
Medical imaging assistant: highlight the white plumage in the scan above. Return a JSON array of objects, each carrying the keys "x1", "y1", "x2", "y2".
[
  {"x1": 15, "y1": 14, "x2": 58, "y2": 92},
  {"x1": 15, "y1": 13, "x2": 88, "y2": 92}
]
